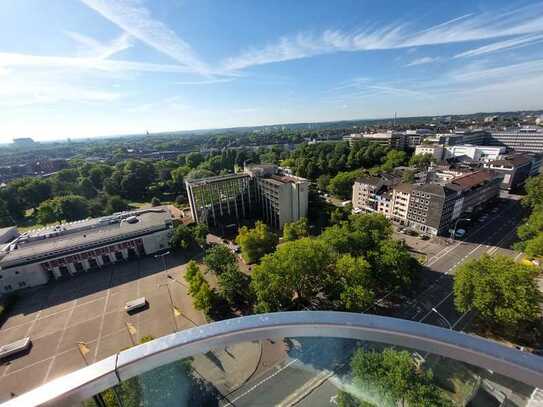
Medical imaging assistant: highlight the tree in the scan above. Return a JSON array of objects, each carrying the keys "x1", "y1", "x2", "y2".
[
  {"x1": 12, "y1": 178, "x2": 52, "y2": 209},
  {"x1": 36, "y1": 195, "x2": 89, "y2": 224},
  {"x1": 409, "y1": 153, "x2": 436, "y2": 170},
  {"x1": 283, "y1": 218, "x2": 309, "y2": 241},
  {"x1": 218, "y1": 265, "x2": 252, "y2": 308},
  {"x1": 236, "y1": 221, "x2": 278, "y2": 264},
  {"x1": 369, "y1": 240, "x2": 419, "y2": 291},
  {"x1": 251, "y1": 238, "x2": 333, "y2": 312},
  {"x1": 192, "y1": 223, "x2": 208, "y2": 247},
  {"x1": 523, "y1": 174, "x2": 543, "y2": 208},
  {"x1": 193, "y1": 282, "x2": 214, "y2": 314},
  {"x1": 151, "y1": 197, "x2": 161, "y2": 207},
  {"x1": 105, "y1": 195, "x2": 129, "y2": 214},
  {"x1": 78, "y1": 177, "x2": 97, "y2": 199},
  {"x1": 170, "y1": 224, "x2": 195, "y2": 250},
  {"x1": 318, "y1": 174, "x2": 331, "y2": 191},
  {"x1": 333, "y1": 254, "x2": 374, "y2": 312},
  {"x1": 454, "y1": 255, "x2": 541, "y2": 333},
  {"x1": 204, "y1": 245, "x2": 236, "y2": 274},
  {"x1": 349, "y1": 348, "x2": 451, "y2": 407},
  {"x1": 328, "y1": 171, "x2": 361, "y2": 199},
  {"x1": 186, "y1": 168, "x2": 215, "y2": 181},
  {"x1": 186, "y1": 152, "x2": 205, "y2": 168},
  {"x1": 380, "y1": 150, "x2": 407, "y2": 173}
]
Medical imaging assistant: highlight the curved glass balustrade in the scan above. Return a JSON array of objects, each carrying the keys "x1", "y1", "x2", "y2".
[{"x1": 3, "y1": 312, "x2": 543, "y2": 407}]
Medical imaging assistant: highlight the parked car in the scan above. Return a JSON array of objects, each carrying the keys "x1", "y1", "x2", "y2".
[
  {"x1": 125, "y1": 297, "x2": 147, "y2": 313},
  {"x1": 0, "y1": 337, "x2": 31, "y2": 360},
  {"x1": 455, "y1": 229, "x2": 466, "y2": 238}
]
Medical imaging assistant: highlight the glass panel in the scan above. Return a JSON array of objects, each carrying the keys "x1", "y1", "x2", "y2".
[{"x1": 84, "y1": 337, "x2": 536, "y2": 407}]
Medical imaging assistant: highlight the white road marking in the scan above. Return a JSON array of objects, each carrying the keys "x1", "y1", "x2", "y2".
[
  {"x1": 223, "y1": 358, "x2": 299, "y2": 406},
  {"x1": 42, "y1": 298, "x2": 79, "y2": 382}
]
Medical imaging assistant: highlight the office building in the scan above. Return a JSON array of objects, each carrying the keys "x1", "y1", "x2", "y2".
[
  {"x1": 406, "y1": 183, "x2": 463, "y2": 236},
  {"x1": 487, "y1": 127, "x2": 543, "y2": 153},
  {"x1": 186, "y1": 173, "x2": 253, "y2": 226},
  {"x1": 448, "y1": 171, "x2": 502, "y2": 214},
  {"x1": 0, "y1": 209, "x2": 173, "y2": 293},
  {"x1": 186, "y1": 165, "x2": 309, "y2": 229},
  {"x1": 443, "y1": 145, "x2": 505, "y2": 162},
  {"x1": 484, "y1": 153, "x2": 541, "y2": 191}
]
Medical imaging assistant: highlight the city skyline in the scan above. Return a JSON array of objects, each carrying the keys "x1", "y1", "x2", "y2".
[{"x1": 1, "y1": 0, "x2": 543, "y2": 141}]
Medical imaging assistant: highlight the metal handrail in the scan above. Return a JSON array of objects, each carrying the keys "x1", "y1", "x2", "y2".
[{"x1": 4, "y1": 311, "x2": 543, "y2": 406}]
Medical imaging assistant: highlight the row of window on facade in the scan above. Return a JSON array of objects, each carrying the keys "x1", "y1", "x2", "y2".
[{"x1": 41, "y1": 238, "x2": 143, "y2": 271}]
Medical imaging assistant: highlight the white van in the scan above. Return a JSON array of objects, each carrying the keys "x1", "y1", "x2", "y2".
[
  {"x1": 0, "y1": 337, "x2": 31, "y2": 359},
  {"x1": 125, "y1": 297, "x2": 147, "y2": 312}
]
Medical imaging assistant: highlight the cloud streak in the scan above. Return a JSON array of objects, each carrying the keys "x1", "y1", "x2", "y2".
[
  {"x1": 0, "y1": 52, "x2": 197, "y2": 74},
  {"x1": 80, "y1": 0, "x2": 211, "y2": 74},
  {"x1": 406, "y1": 56, "x2": 438, "y2": 66},
  {"x1": 66, "y1": 31, "x2": 134, "y2": 59},
  {"x1": 223, "y1": 3, "x2": 543, "y2": 70},
  {"x1": 454, "y1": 33, "x2": 543, "y2": 58}
]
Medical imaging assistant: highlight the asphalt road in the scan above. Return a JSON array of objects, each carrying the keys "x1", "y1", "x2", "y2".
[{"x1": 220, "y1": 195, "x2": 528, "y2": 407}]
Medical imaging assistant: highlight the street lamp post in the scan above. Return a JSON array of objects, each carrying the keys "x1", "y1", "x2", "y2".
[
  {"x1": 431, "y1": 307, "x2": 453, "y2": 330},
  {"x1": 154, "y1": 252, "x2": 178, "y2": 331}
]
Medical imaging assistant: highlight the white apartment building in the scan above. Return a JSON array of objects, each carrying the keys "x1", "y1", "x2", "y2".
[
  {"x1": 443, "y1": 145, "x2": 505, "y2": 161},
  {"x1": 352, "y1": 176, "x2": 398, "y2": 218},
  {"x1": 391, "y1": 184, "x2": 412, "y2": 225},
  {"x1": 414, "y1": 144, "x2": 444, "y2": 162}
]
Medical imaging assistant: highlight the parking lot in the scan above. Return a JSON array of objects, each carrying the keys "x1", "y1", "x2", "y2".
[{"x1": 0, "y1": 251, "x2": 206, "y2": 401}]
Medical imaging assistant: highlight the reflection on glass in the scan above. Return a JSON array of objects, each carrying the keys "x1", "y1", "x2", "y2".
[{"x1": 84, "y1": 337, "x2": 535, "y2": 407}]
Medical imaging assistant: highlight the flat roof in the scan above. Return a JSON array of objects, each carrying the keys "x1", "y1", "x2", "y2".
[{"x1": 0, "y1": 209, "x2": 171, "y2": 267}]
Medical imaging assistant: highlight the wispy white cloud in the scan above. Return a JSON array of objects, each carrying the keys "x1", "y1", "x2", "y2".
[
  {"x1": 454, "y1": 33, "x2": 543, "y2": 58},
  {"x1": 0, "y1": 52, "x2": 196, "y2": 74},
  {"x1": 405, "y1": 56, "x2": 439, "y2": 66},
  {"x1": 66, "y1": 31, "x2": 134, "y2": 59},
  {"x1": 80, "y1": 0, "x2": 211, "y2": 74},
  {"x1": 223, "y1": 3, "x2": 543, "y2": 71},
  {"x1": 175, "y1": 78, "x2": 236, "y2": 86}
]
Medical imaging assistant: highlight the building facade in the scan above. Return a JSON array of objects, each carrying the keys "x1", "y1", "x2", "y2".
[
  {"x1": 352, "y1": 169, "x2": 502, "y2": 236},
  {"x1": 484, "y1": 154, "x2": 536, "y2": 191},
  {"x1": 487, "y1": 128, "x2": 543, "y2": 153},
  {"x1": 185, "y1": 173, "x2": 253, "y2": 226},
  {"x1": 0, "y1": 209, "x2": 173, "y2": 293},
  {"x1": 186, "y1": 165, "x2": 309, "y2": 230}
]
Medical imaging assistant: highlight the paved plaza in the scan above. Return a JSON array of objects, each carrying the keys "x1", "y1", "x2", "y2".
[{"x1": 0, "y1": 252, "x2": 206, "y2": 401}]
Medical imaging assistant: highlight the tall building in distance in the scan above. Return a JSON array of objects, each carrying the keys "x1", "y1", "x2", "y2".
[{"x1": 186, "y1": 164, "x2": 309, "y2": 229}]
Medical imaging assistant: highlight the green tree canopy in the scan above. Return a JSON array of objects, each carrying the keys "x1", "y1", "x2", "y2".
[
  {"x1": 251, "y1": 237, "x2": 333, "y2": 312},
  {"x1": 328, "y1": 171, "x2": 362, "y2": 199},
  {"x1": 409, "y1": 153, "x2": 436, "y2": 170},
  {"x1": 36, "y1": 195, "x2": 90, "y2": 224},
  {"x1": 218, "y1": 265, "x2": 252, "y2": 309},
  {"x1": 349, "y1": 348, "x2": 451, "y2": 407},
  {"x1": 454, "y1": 255, "x2": 541, "y2": 333},
  {"x1": 235, "y1": 221, "x2": 278, "y2": 264},
  {"x1": 204, "y1": 244, "x2": 237, "y2": 274},
  {"x1": 282, "y1": 218, "x2": 309, "y2": 241},
  {"x1": 170, "y1": 224, "x2": 195, "y2": 250}
]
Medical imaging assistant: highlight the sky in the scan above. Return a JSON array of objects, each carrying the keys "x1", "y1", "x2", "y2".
[{"x1": 1, "y1": 0, "x2": 543, "y2": 141}]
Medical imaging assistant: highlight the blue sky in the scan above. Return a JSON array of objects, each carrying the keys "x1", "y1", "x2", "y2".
[{"x1": 1, "y1": 0, "x2": 543, "y2": 141}]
